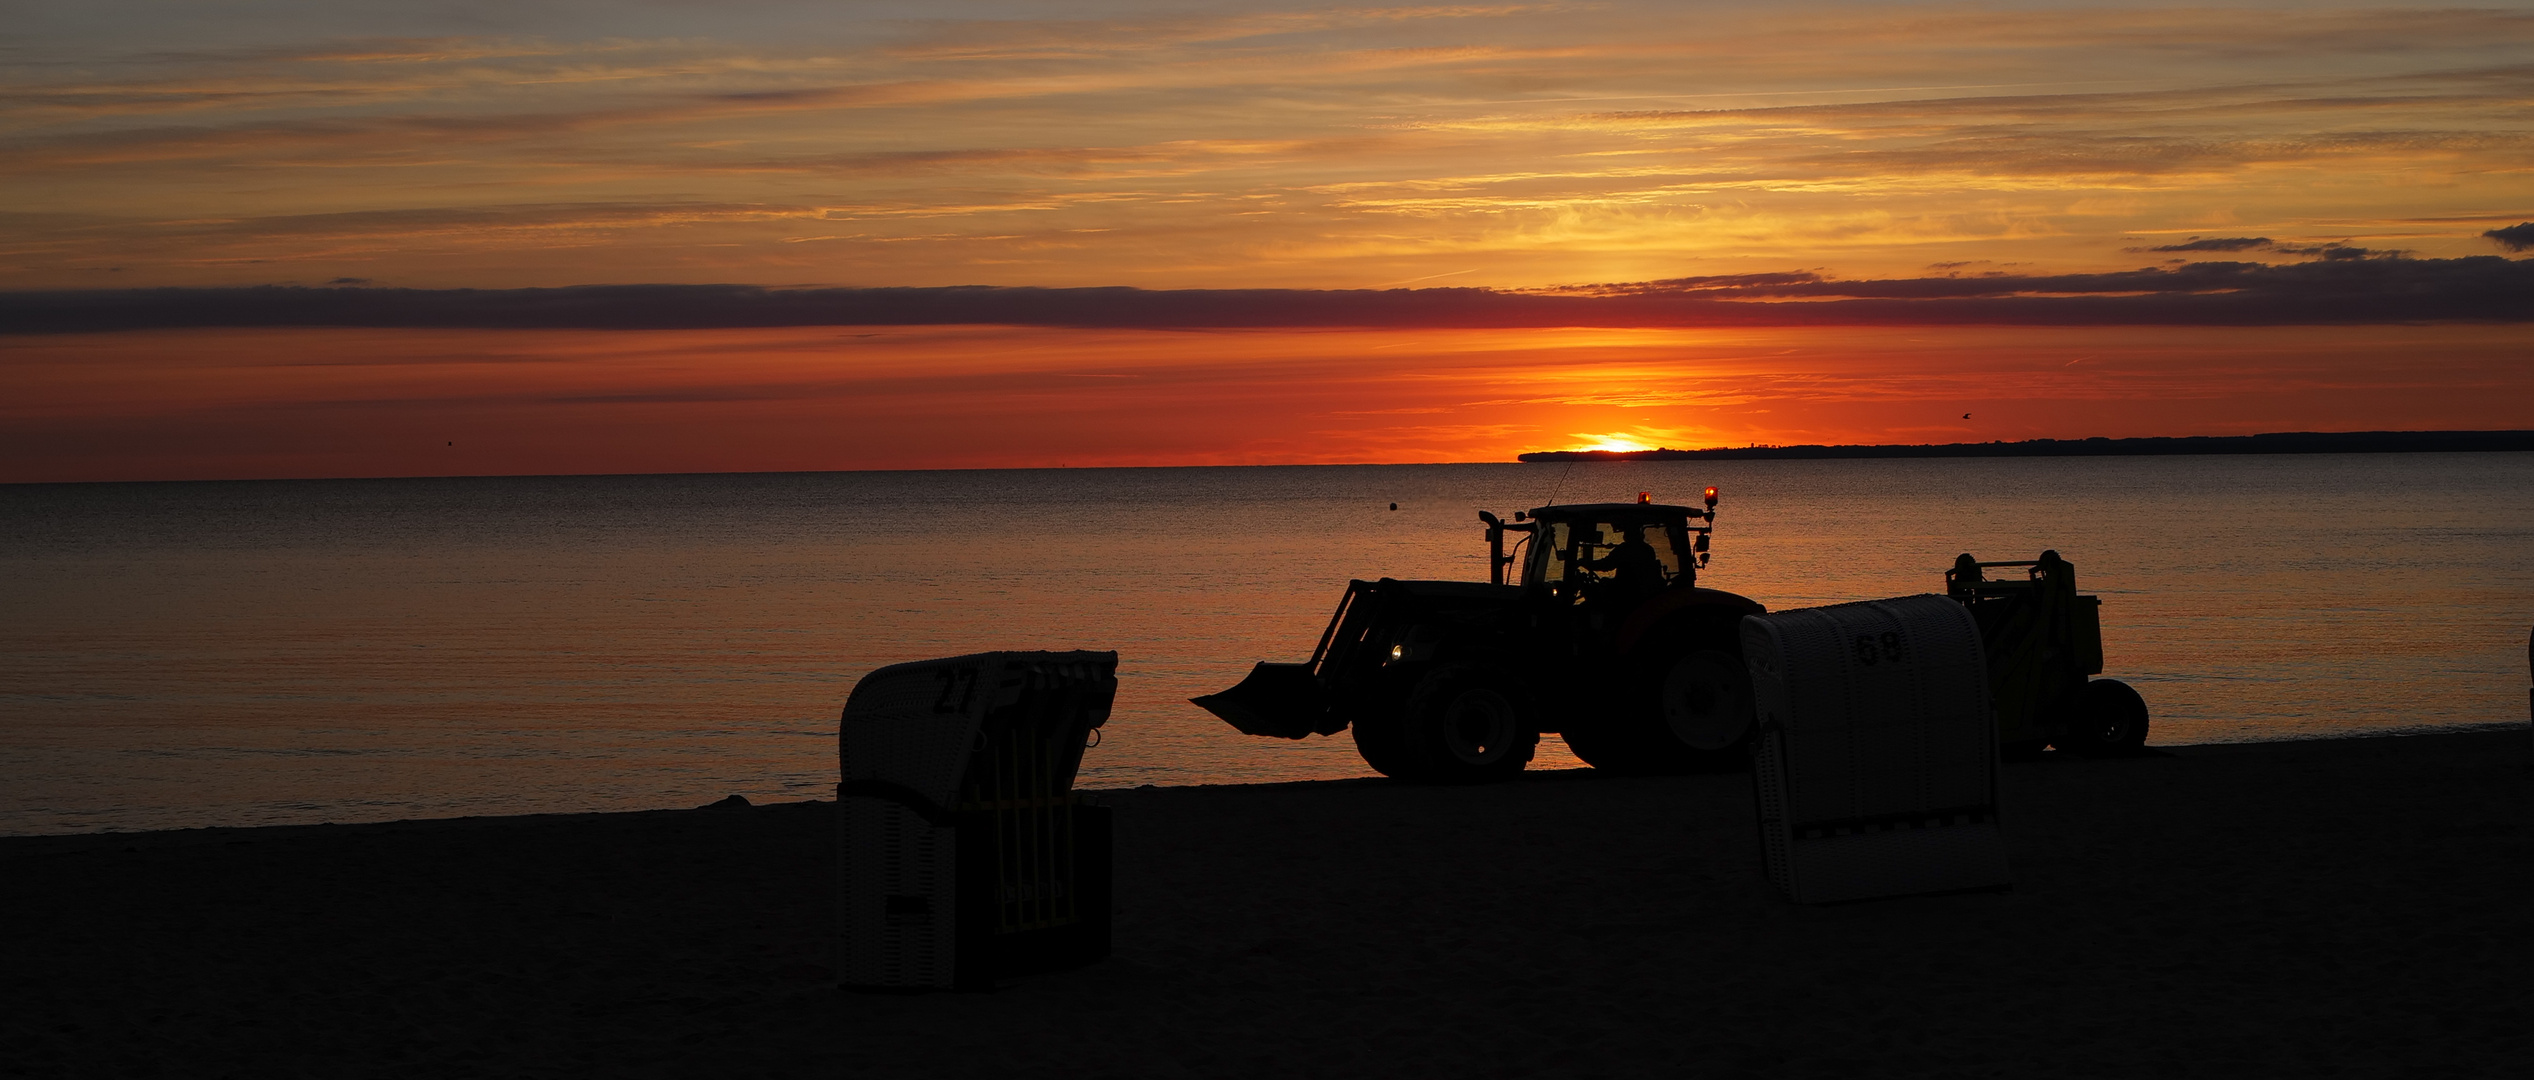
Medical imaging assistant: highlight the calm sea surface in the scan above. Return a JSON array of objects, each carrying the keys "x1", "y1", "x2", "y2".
[{"x1": 4, "y1": 455, "x2": 2530, "y2": 835}]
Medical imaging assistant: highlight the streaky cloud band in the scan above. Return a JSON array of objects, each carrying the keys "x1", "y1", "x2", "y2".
[{"x1": 5, "y1": 256, "x2": 2529, "y2": 334}]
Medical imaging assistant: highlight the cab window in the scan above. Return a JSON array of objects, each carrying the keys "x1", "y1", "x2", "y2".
[
  {"x1": 1645, "y1": 523, "x2": 1685, "y2": 582},
  {"x1": 1546, "y1": 519, "x2": 1689, "y2": 590},
  {"x1": 1527, "y1": 522, "x2": 1571, "y2": 586}
]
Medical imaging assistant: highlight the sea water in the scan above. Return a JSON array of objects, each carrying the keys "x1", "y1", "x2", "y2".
[{"x1": 4, "y1": 454, "x2": 2529, "y2": 835}]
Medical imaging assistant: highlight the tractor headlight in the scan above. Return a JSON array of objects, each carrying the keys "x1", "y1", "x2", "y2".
[{"x1": 1385, "y1": 631, "x2": 1438, "y2": 665}]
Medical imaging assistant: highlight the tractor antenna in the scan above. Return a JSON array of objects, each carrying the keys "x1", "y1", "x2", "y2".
[{"x1": 1542, "y1": 460, "x2": 1575, "y2": 509}]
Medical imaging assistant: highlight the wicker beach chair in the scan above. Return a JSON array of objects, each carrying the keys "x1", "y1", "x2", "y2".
[
  {"x1": 1743, "y1": 597, "x2": 2010, "y2": 903},
  {"x1": 838, "y1": 650, "x2": 1117, "y2": 990}
]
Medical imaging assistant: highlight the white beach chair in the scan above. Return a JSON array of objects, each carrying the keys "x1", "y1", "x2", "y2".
[
  {"x1": 838, "y1": 650, "x2": 1117, "y2": 990},
  {"x1": 1742, "y1": 596, "x2": 2009, "y2": 903}
]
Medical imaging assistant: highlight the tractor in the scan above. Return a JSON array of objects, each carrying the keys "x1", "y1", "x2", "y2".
[
  {"x1": 1194, "y1": 490, "x2": 1766, "y2": 782},
  {"x1": 1194, "y1": 490, "x2": 2156, "y2": 782}
]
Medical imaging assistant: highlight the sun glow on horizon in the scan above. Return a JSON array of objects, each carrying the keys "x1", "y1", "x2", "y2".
[
  {"x1": 1569, "y1": 435, "x2": 1659, "y2": 454},
  {"x1": 3, "y1": 322, "x2": 2529, "y2": 483}
]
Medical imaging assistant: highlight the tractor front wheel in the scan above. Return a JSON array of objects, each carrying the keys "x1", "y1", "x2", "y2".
[
  {"x1": 1387, "y1": 667, "x2": 1536, "y2": 783},
  {"x1": 1348, "y1": 702, "x2": 1419, "y2": 779},
  {"x1": 2057, "y1": 678, "x2": 2150, "y2": 757}
]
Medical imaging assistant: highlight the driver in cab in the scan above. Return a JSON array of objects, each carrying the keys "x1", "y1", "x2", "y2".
[{"x1": 1581, "y1": 525, "x2": 1666, "y2": 605}]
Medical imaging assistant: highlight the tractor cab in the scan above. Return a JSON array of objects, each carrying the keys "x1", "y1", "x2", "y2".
[{"x1": 1480, "y1": 489, "x2": 1717, "y2": 604}]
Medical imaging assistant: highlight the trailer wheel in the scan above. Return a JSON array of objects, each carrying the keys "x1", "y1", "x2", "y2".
[
  {"x1": 1567, "y1": 646, "x2": 1754, "y2": 775},
  {"x1": 1396, "y1": 667, "x2": 1535, "y2": 783},
  {"x1": 2058, "y1": 678, "x2": 2150, "y2": 757}
]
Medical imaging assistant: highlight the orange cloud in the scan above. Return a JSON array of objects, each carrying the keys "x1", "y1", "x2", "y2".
[{"x1": 6, "y1": 3, "x2": 2532, "y2": 291}]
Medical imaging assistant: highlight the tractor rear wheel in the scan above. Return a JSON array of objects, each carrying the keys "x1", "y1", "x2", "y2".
[
  {"x1": 1565, "y1": 647, "x2": 1755, "y2": 775},
  {"x1": 1392, "y1": 666, "x2": 1535, "y2": 783},
  {"x1": 2057, "y1": 678, "x2": 2150, "y2": 757},
  {"x1": 1659, "y1": 649, "x2": 1756, "y2": 754}
]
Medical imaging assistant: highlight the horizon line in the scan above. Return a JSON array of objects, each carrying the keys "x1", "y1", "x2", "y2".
[{"x1": 9, "y1": 427, "x2": 2526, "y2": 489}]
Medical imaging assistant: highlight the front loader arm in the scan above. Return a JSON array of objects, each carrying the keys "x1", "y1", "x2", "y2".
[{"x1": 1192, "y1": 580, "x2": 1387, "y2": 740}]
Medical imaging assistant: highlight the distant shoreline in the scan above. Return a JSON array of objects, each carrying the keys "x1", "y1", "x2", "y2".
[{"x1": 1517, "y1": 429, "x2": 2534, "y2": 462}]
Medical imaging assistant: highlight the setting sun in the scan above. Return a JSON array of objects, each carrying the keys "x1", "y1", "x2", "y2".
[{"x1": 1569, "y1": 436, "x2": 1660, "y2": 454}]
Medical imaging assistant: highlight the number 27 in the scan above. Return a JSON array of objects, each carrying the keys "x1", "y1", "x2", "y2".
[{"x1": 933, "y1": 666, "x2": 979, "y2": 713}]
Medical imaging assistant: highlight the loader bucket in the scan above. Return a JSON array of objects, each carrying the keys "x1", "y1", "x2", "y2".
[{"x1": 1191, "y1": 662, "x2": 1336, "y2": 739}]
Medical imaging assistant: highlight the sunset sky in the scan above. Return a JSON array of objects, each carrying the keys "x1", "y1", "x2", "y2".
[{"x1": 5, "y1": 1, "x2": 2531, "y2": 481}]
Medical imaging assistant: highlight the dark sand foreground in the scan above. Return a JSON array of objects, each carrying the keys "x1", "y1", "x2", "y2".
[{"x1": 5, "y1": 728, "x2": 2526, "y2": 1078}]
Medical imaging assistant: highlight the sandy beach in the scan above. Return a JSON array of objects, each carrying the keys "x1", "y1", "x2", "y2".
[{"x1": 4, "y1": 727, "x2": 2526, "y2": 1078}]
